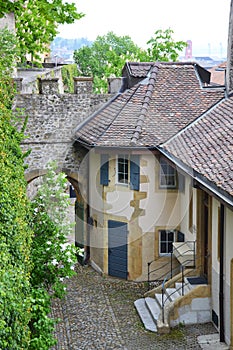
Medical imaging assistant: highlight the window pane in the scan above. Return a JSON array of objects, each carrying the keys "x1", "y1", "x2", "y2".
[
  {"x1": 168, "y1": 242, "x2": 173, "y2": 253},
  {"x1": 168, "y1": 231, "x2": 174, "y2": 242},
  {"x1": 117, "y1": 155, "x2": 128, "y2": 184},
  {"x1": 160, "y1": 230, "x2": 166, "y2": 241},
  {"x1": 160, "y1": 159, "x2": 176, "y2": 188},
  {"x1": 160, "y1": 242, "x2": 167, "y2": 253}
]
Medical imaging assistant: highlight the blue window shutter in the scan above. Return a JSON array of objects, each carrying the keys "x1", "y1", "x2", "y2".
[
  {"x1": 130, "y1": 155, "x2": 140, "y2": 190},
  {"x1": 100, "y1": 154, "x2": 109, "y2": 186}
]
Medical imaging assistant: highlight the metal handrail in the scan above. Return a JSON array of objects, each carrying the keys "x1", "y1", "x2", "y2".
[
  {"x1": 147, "y1": 240, "x2": 196, "y2": 290},
  {"x1": 160, "y1": 259, "x2": 204, "y2": 323}
]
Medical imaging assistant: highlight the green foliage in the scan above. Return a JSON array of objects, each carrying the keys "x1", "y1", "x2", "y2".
[
  {"x1": 28, "y1": 288, "x2": 57, "y2": 350},
  {"x1": 28, "y1": 161, "x2": 77, "y2": 347},
  {"x1": 0, "y1": 0, "x2": 84, "y2": 63},
  {"x1": 147, "y1": 28, "x2": 187, "y2": 62},
  {"x1": 74, "y1": 31, "x2": 149, "y2": 93},
  {"x1": 74, "y1": 29, "x2": 187, "y2": 93},
  {"x1": 0, "y1": 28, "x2": 32, "y2": 349},
  {"x1": 62, "y1": 64, "x2": 80, "y2": 92}
]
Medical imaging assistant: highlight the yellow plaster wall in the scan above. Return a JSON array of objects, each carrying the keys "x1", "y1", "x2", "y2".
[{"x1": 88, "y1": 151, "x2": 184, "y2": 281}]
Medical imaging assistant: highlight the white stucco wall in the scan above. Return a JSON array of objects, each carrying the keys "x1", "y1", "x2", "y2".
[
  {"x1": 224, "y1": 207, "x2": 233, "y2": 345},
  {"x1": 139, "y1": 154, "x2": 181, "y2": 232}
]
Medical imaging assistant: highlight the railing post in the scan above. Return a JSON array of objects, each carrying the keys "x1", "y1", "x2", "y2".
[
  {"x1": 194, "y1": 241, "x2": 196, "y2": 268},
  {"x1": 162, "y1": 285, "x2": 165, "y2": 323},
  {"x1": 147, "y1": 262, "x2": 150, "y2": 291},
  {"x1": 170, "y1": 250, "x2": 173, "y2": 279},
  {"x1": 182, "y1": 265, "x2": 184, "y2": 296}
]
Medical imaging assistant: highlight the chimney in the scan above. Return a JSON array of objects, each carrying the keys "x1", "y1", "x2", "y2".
[
  {"x1": 38, "y1": 78, "x2": 59, "y2": 94},
  {"x1": 226, "y1": 0, "x2": 233, "y2": 96},
  {"x1": 73, "y1": 77, "x2": 93, "y2": 95},
  {"x1": 108, "y1": 77, "x2": 127, "y2": 93}
]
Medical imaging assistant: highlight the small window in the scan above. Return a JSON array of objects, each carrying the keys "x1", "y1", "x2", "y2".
[
  {"x1": 117, "y1": 155, "x2": 129, "y2": 184},
  {"x1": 69, "y1": 185, "x2": 76, "y2": 198},
  {"x1": 159, "y1": 158, "x2": 177, "y2": 189},
  {"x1": 159, "y1": 230, "x2": 175, "y2": 254}
]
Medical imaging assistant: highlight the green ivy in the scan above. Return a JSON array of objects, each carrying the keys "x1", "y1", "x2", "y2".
[{"x1": 0, "y1": 29, "x2": 32, "y2": 349}]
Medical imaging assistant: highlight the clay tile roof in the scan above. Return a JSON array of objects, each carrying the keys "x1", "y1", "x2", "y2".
[
  {"x1": 125, "y1": 62, "x2": 155, "y2": 78},
  {"x1": 75, "y1": 62, "x2": 224, "y2": 148},
  {"x1": 162, "y1": 97, "x2": 233, "y2": 197},
  {"x1": 208, "y1": 61, "x2": 226, "y2": 85}
]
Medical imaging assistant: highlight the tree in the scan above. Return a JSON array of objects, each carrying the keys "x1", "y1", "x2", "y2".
[
  {"x1": 0, "y1": 0, "x2": 84, "y2": 63},
  {"x1": 74, "y1": 30, "x2": 186, "y2": 93},
  {"x1": 147, "y1": 28, "x2": 187, "y2": 62},
  {"x1": 0, "y1": 28, "x2": 32, "y2": 349},
  {"x1": 74, "y1": 31, "x2": 149, "y2": 93}
]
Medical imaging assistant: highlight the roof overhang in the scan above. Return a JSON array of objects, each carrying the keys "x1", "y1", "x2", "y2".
[{"x1": 158, "y1": 146, "x2": 233, "y2": 210}]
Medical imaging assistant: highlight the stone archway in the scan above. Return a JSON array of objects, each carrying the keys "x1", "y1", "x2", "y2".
[{"x1": 26, "y1": 168, "x2": 88, "y2": 249}]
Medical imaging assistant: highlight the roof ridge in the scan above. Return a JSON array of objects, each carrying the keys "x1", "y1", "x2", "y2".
[{"x1": 130, "y1": 64, "x2": 159, "y2": 145}]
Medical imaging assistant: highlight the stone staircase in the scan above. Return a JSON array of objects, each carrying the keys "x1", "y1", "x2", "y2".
[{"x1": 134, "y1": 276, "x2": 210, "y2": 333}]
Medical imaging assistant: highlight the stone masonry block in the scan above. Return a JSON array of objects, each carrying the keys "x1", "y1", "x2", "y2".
[
  {"x1": 179, "y1": 311, "x2": 197, "y2": 325},
  {"x1": 197, "y1": 310, "x2": 211, "y2": 323},
  {"x1": 191, "y1": 298, "x2": 211, "y2": 311}
]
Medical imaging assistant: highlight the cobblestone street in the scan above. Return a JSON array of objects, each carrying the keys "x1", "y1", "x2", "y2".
[{"x1": 51, "y1": 264, "x2": 217, "y2": 350}]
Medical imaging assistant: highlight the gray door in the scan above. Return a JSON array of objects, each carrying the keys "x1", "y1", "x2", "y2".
[{"x1": 108, "y1": 220, "x2": 128, "y2": 279}]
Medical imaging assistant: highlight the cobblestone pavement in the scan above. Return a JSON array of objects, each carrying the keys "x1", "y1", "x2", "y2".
[{"x1": 51, "y1": 264, "x2": 217, "y2": 350}]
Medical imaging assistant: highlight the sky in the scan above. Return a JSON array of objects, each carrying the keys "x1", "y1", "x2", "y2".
[{"x1": 58, "y1": 0, "x2": 231, "y2": 57}]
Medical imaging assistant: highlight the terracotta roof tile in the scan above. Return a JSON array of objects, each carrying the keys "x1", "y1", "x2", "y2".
[
  {"x1": 162, "y1": 97, "x2": 233, "y2": 196},
  {"x1": 75, "y1": 62, "x2": 224, "y2": 148},
  {"x1": 125, "y1": 62, "x2": 154, "y2": 78}
]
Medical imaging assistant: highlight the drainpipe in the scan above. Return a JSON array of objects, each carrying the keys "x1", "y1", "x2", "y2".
[
  {"x1": 84, "y1": 152, "x2": 90, "y2": 264},
  {"x1": 219, "y1": 203, "x2": 225, "y2": 342}
]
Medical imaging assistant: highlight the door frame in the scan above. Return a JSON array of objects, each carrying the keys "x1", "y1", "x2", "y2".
[{"x1": 197, "y1": 189, "x2": 212, "y2": 282}]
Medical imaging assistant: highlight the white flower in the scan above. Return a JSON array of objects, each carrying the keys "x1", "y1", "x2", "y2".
[
  {"x1": 51, "y1": 259, "x2": 58, "y2": 266},
  {"x1": 59, "y1": 277, "x2": 64, "y2": 282},
  {"x1": 67, "y1": 258, "x2": 73, "y2": 263},
  {"x1": 60, "y1": 243, "x2": 69, "y2": 251},
  {"x1": 70, "y1": 265, "x2": 75, "y2": 270},
  {"x1": 46, "y1": 241, "x2": 52, "y2": 245}
]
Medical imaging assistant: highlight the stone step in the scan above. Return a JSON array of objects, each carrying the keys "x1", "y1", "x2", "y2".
[
  {"x1": 155, "y1": 292, "x2": 170, "y2": 308},
  {"x1": 134, "y1": 298, "x2": 157, "y2": 332},
  {"x1": 145, "y1": 297, "x2": 161, "y2": 323},
  {"x1": 184, "y1": 276, "x2": 208, "y2": 290},
  {"x1": 166, "y1": 287, "x2": 181, "y2": 302},
  {"x1": 175, "y1": 282, "x2": 191, "y2": 295}
]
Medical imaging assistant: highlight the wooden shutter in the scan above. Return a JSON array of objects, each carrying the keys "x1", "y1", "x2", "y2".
[
  {"x1": 130, "y1": 155, "x2": 140, "y2": 191},
  {"x1": 100, "y1": 154, "x2": 109, "y2": 186}
]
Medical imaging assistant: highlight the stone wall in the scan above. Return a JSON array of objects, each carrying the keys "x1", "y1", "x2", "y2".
[{"x1": 14, "y1": 77, "x2": 113, "y2": 182}]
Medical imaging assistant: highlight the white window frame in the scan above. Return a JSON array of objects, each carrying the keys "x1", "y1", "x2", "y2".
[
  {"x1": 116, "y1": 155, "x2": 129, "y2": 185},
  {"x1": 159, "y1": 230, "x2": 176, "y2": 255},
  {"x1": 159, "y1": 158, "x2": 177, "y2": 189}
]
